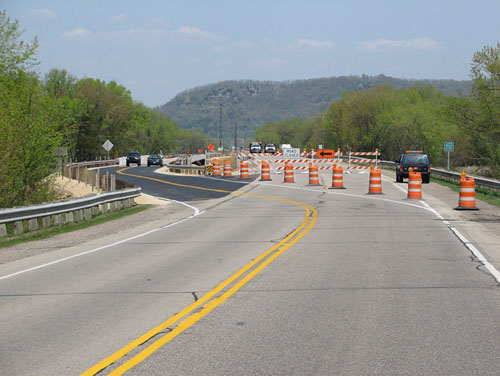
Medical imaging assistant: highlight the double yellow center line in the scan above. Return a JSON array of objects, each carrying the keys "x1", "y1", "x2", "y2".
[{"x1": 82, "y1": 168, "x2": 317, "y2": 375}]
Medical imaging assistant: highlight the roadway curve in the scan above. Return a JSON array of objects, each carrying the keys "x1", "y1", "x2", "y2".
[{"x1": 1, "y1": 166, "x2": 500, "y2": 375}]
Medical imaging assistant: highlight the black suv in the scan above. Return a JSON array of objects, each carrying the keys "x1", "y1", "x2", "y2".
[
  {"x1": 396, "y1": 151, "x2": 430, "y2": 183},
  {"x1": 147, "y1": 154, "x2": 163, "y2": 167},
  {"x1": 126, "y1": 151, "x2": 141, "y2": 166}
]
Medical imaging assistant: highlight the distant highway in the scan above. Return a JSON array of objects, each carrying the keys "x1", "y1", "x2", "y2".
[{"x1": 1, "y1": 161, "x2": 500, "y2": 375}]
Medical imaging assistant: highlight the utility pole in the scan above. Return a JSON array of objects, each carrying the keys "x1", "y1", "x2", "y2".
[
  {"x1": 234, "y1": 123, "x2": 237, "y2": 150},
  {"x1": 219, "y1": 103, "x2": 223, "y2": 150}
]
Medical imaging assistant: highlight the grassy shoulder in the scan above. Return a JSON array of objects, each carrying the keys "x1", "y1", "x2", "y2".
[
  {"x1": 431, "y1": 175, "x2": 500, "y2": 208},
  {"x1": 0, "y1": 204, "x2": 152, "y2": 248}
]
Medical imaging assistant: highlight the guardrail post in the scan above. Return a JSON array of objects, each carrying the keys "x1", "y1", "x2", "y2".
[
  {"x1": 96, "y1": 169, "x2": 100, "y2": 191},
  {"x1": 53, "y1": 214, "x2": 62, "y2": 226},
  {"x1": 75, "y1": 210, "x2": 83, "y2": 222},
  {"x1": 91, "y1": 206, "x2": 99, "y2": 216},
  {"x1": 0, "y1": 224, "x2": 7, "y2": 238},
  {"x1": 65, "y1": 212, "x2": 74, "y2": 224},
  {"x1": 42, "y1": 216, "x2": 51, "y2": 228},
  {"x1": 111, "y1": 174, "x2": 116, "y2": 191},
  {"x1": 28, "y1": 218, "x2": 38, "y2": 231},
  {"x1": 14, "y1": 221, "x2": 24, "y2": 235},
  {"x1": 77, "y1": 165, "x2": 80, "y2": 183},
  {"x1": 100, "y1": 203, "x2": 108, "y2": 214},
  {"x1": 84, "y1": 208, "x2": 91, "y2": 221}
]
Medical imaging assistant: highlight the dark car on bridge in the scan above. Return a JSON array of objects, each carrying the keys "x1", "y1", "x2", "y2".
[
  {"x1": 396, "y1": 150, "x2": 430, "y2": 183},
  {"x1": 147, "y1": 154, "x2": 163, "y2": 167},
  {"x1": 126, "y1": 151, "x2": 141, "y2": 166}
]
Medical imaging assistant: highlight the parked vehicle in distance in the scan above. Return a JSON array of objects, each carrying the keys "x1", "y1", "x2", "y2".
[
  {"x1": 147, "y1": 154, "x2": 163, "y2": 167},
  {"x1": 264, "y1": 144, "x2": 276, "y2": 154},
  {"x1": 249, "y1": 142, "x2": 263, "y2": 153},
  {"x1": 126, "y1": 151, "x2": 141, "y2": 166},
  {"x1": 396, "y1": 150, "x2": 430, "y2": 183}
]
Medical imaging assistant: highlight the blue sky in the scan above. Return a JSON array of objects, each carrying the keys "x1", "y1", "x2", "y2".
[{"x1": 3, "y1": 0, "x2": 500, "y2": 107}]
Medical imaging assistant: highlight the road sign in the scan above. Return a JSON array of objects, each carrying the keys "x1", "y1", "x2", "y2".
[
  {"x1": 102, "y1": 139, "x2": 113, "y2": 152},
  {"x1": 444, "y1": 142, "x2": 454, "y2": 152},
  {"x1": 283, "y1": 148, "x2": 300, "y2": 158},
  {"x1": 317, "y1": 149, "x2": 335, "y2": 159},
  {"x1": 207, "y1": 144, "x2": 215, "y2": 151}
]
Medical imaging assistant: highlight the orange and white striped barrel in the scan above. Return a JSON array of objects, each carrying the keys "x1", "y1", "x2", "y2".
[
  {"x1": 455, "y1": 173, "x2": 479, "y2": 210},
  {"x1": 407, "y1": 169, "x2": 422, "y2": 199},
  {"x1": 284, "y1": 163, "x2": 294, "y2": 183},
  {"x1": 223, "y1": 160, "x2": 232, "y2": 177},
  {"x1": 260, "y1": 161, "x2": 272, "y2": 181},
  {"x1": 368, "y1": 166, "x2": 382, "y2": 194},
  {"x1": 329, "y1": 164, "x2": 345, "y2": 189},
  {"x1": 308, "y1": 164, "x2": 321, "y2": 186},
  {"x1": 213, "y1": 160, "x2": 221, "y2": 176},
  {"x1": 240, "y1": 161, "x2": 249, "y2": 179}
]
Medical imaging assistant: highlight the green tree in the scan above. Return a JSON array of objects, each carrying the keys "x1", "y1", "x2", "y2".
[
  {"x1": 0, "y1": 10, "x2": 38, "y2": 74},
  {"x1": 0, "y1": 11, "x2": 61, "y2": 207}
]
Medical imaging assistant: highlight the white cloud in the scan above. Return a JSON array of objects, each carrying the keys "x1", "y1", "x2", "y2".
[
  {"x1": 359, "y1": 37, "x2": 443, "y2": 50},
  {"x1": 111, "y1": 14, "x2": 128, "y2": 23},
  {"x1": 30, "y1": 8, "x2": 57, "y2": 20},
  {"x1": 176, "y1": 26, "x2": 219, "y2": 39},
  {"x1": 297, "y1": 39, "x2": 335, "y2": 49},
  {"x1": 61, "y1": 28, "x2": 91, "y2": 39}
]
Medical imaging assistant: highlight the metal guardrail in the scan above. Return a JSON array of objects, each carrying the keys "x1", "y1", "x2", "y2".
[
  {"x1": 166, "y1": 163, "x2": 206, "y2": 175},
  {"x1": 0, "y1": 188, "x2": 141, "y2": 237},
  {"x1": 66, "y1": 159, "x2": 119, "y2": 168},
  {"x1": 378, "y1": 160, "x2": 500, "y2": 191}
]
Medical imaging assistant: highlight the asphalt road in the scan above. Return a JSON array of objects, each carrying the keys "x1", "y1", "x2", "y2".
[
  {"x1": 1, "y1": 165, "x2": 500, "y2": 375},
  {"x1": 104, "y1": 165, "x2": 259, "y2": 201}
]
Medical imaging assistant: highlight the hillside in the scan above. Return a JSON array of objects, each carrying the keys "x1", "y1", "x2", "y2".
[{"x1": 155, "y1": 75, "x2": 471, "y2": 144}]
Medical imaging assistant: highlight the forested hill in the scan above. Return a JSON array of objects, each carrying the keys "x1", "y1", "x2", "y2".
[{"x1": 155, "y1": 75, "x2": 471, "y2": 140}]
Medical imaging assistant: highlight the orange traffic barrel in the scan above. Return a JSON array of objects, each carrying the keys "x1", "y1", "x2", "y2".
[
  {"x1": 329, "y1": 164, "x2": 345, "y2": 189},
  {"x1": 260, "y1": 161, "x2": 272, "y2": 181},
  {"x1": 407, "y1": 169, "x2": 422, "y2": 199},
  {"x1": 213, "y1": 160, "x2": 221, "y2": 176},
  {"x1": 307, "y1": 164, "x2": 321, "y2": 186},
  {"x1": 455, "y1": 173, "x2": 479, "y2": 210},
  {"x1": 284, "y1": 163, "x2": 295, "y2": 183},
  {"x1": 368, "y1": 166, "x2": 382, "y2": 194},
  {"x1": 223, "y1": 160, "x2": 232, "y2": 177},
  {"x1": 240, "y1": 161, "x2": 249, "y2": 179}
]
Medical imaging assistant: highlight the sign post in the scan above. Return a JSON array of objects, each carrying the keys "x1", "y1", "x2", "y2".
[{"x1": 444, "y1": 142, "x2": 454, "y2": 170}]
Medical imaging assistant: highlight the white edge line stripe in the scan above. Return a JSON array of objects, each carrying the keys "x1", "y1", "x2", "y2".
[
  {"x1": 421, "y1": 201, "x2": 500, "y2": 283},
  {"x1": 0, "y1": 198, "x2": 203, "y2": 281}
]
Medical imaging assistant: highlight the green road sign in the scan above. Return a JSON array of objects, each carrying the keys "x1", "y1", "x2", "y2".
[{"x1": 444, "y1": 142, "x2": 454, "y2": 152}]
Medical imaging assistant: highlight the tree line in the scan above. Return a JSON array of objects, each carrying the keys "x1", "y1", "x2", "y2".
[
  {"x1": 256, "y1": 42, "x2": 500, "y2": 179},
  {"x1": 0, "y1": 11, "x2": 215, "y2": 208}
]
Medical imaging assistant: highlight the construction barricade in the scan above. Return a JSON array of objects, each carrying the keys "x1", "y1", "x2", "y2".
[
  {"x1": 407, "y1": 168, "x2": 422, "y2": 199},
  {"x1": 240, "y1": 161, "x2": 249, "y2": 179},
  {"x1": 284, "y1": 163, "x2": 295, "y2": 183},
  {"x1": 307, "y1": 164, "x2": 321, "y2": 186},
  {"x1": 347, "y1": 149, "x2": 380, "y2": 171},
  {"x1": 455, "y1": 173, "x2": 479, "y2": 210},
  {"x1": 213, "y1": 160, "x2": 221, "y2": 176},
  {"x1": 367, "y1": 166, "x2": 383, "y2": 194},
  {"x1": 329, "y1": 165, "x2": 345, "y2": 189},
  {"x1": 223, "y1": 160, "x2": 232, "y2": 177},
  {"x1": 260, "y1": 161, "x2": 272, "y2": 181}
]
